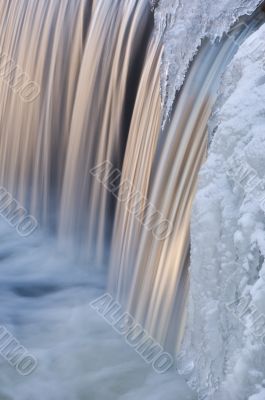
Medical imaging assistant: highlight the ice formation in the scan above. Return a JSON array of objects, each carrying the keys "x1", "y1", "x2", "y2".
[
  {"x1": 181, "y1": 22, "x2": 265, "y2": 399},
  {"x1": 154, "y1": 0, "x2": 263, "y2": 125}
]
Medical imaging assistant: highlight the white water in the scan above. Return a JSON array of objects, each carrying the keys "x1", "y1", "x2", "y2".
[
  {"x1": 0, "y1": 1, "x2": 265, "y2": 399},
  {"x1": 0, "y1": 222, "x2": 194, "y2": 400}
]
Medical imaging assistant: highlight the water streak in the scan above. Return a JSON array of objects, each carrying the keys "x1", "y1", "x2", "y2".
[{"x1": 0, "y1": 0, "x2": 263, "y2": 355}]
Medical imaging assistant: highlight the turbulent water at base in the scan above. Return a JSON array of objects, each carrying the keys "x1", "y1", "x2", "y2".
[{"x1": 0, "y1": 0, "x2": 264, "y2": 399}]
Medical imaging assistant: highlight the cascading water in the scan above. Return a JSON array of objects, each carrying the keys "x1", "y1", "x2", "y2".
[
  {"x1": 0, "y1": 0, "x2": 88, "y2": 223},
  {"x1": 109, "y1": 12, "x2": 265, "y2": 352},
  {"x1": 0, "y1": 1, "x2": 265, "y2": 399},
  {"x1": 59, "y1": 0, "x2": 153, "y2": 263}
]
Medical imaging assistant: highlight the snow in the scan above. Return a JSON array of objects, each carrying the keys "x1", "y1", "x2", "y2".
[
  {"x1": 154, "y1": 0, "x2": 263, "y2": 126},
  {"x1": 181, "y1": 23, "x2": 265, "y2": 399}
]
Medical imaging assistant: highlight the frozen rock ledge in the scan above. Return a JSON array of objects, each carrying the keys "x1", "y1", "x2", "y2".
[
  {"x1": 182, "y1": 22, "x2": 265, "y2": 400},
  {"x1": 154, "y1": 0, "x2": 262, "y2": 126}
]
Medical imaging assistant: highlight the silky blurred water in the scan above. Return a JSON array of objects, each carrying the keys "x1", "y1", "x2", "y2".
[{"x1": 0, "y1": 222, "x2": 194, "y2": 400}]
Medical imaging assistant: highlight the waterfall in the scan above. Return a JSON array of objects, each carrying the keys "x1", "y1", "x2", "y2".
[
  {"x1": 59, "y1": 0, "x2": 153, "y2": 263},
  {"x1": 0, "y1": 0, "x2": 264, "y2": 354},
  {"x1": 109, "y1": 14, "x2": 265, "y2": 351},
  {"x1": 0, "y1": 0, "x2": 88, "y2": 224}
]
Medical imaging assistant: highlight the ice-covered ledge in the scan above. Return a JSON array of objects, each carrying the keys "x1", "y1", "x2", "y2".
[
  {"x1": 154, "y1": 0, "x2": 262, "y2": 125},
  {"x1": 181, "y1": 23, "x2": 265, "y2": 400}
]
